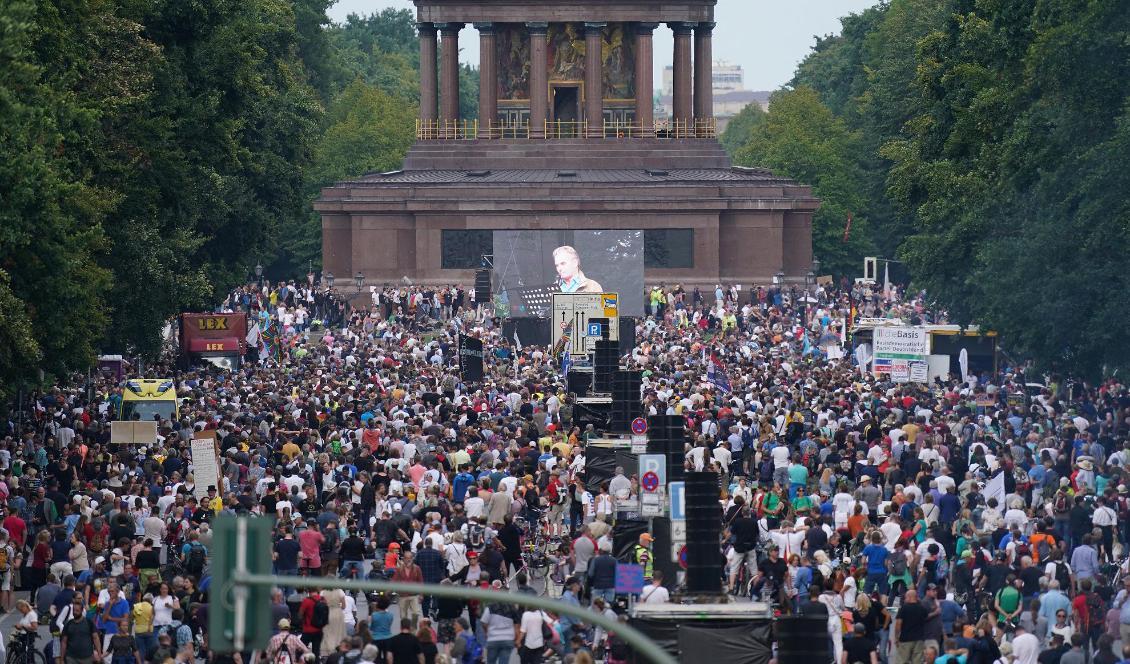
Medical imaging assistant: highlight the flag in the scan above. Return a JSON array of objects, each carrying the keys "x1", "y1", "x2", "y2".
[
  {"x1": 985, "y1": 471, "x2": 1006, "y2": 506},
  {"x1": 245, "y1": 322, "x2": 261, "y2": 349},
  {"x1": 561, "y1": 350, "x2": 572, "y2": 377},
  {"x1": 707, "y1": 353, "x2": 732, "y2": 393},
  {"x1": 513, "y1": 331, "x2": 522, "y2": 352},
  {"x1": 260, "y1": 320, "x2": 282, "y2": 363},
  {"x1": 843, "y1": 212, "x2": 853, "y2": 242}
]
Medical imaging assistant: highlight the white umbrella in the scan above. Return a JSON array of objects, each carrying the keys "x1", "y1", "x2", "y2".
[{"x1": 959, "y1": 348, "x2": 969, "y2": 383}]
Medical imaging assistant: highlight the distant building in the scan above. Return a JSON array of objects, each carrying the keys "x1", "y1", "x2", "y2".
[{"x1": 659, "y1": 60, "x2": 769, "y2": 132}]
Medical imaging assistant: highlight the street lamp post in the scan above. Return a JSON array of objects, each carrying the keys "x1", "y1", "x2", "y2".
[
  {"x1": 804, "y1": 269, "x2": 815, "y2": 324},
  {"x1": 354, "y1": 271, "x2": 364, "y2": 292},
  {"x1": 254, "y1": 263, "x2": 263, "y2": 287},
  {"x1": 324, "y1": 272, "x2": 335, "y2": 290}
]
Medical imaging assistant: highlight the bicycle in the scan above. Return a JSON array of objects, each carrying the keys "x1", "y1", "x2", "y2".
[{"x1": 7, "y1": 634, "x2": 47, "y2": 664}]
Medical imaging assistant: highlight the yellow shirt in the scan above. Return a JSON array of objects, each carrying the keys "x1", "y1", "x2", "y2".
[
  {"x1": 903, "y1": 422, "x2": 920, "y2": 444},
  {"x1": 281, "y1": 441, "x2": 301, "y2": 461},
  {"x1": 133, "y1": 601, "x2": 154, "y2": 634},
  {"x1": 209, "y1": 496, "x2": 223, "y2": 512}
]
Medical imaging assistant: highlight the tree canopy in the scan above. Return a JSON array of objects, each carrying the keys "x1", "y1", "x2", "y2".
[
  {"x1": 0, "y1": 2, "x2": 476, "y2": 395},
  {"x1": 722, "y1": 0, "x2": 1130, "y2": 376}
]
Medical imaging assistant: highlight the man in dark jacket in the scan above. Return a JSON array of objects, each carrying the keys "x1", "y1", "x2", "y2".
[{"x1": 588, "y1": 541, "x2": 618, "y2": 606}]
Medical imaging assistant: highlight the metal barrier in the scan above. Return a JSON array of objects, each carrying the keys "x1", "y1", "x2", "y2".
[
  {"x1": 414, "y1": 118, "x2": 717, "y2": 140},
  {"x1": 231, "y1": 574, "x2": 678, "y2": 664},
  {"x1": 415, "y1": 119, "x2": 479, "y2": 140},
  {"x1": 544, "y1": 119, "x2": 588, "y2": 139}
]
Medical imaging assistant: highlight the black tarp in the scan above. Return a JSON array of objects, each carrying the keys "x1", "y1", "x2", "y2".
[
  {"x1": 584, "y1": 447, "x2": 639, "y2": 493},
  {"x1": 584, "y1": 446, "x2": 619, "y2": 492},
  {"x1": 629, "y1": 618, "x2": 774, "y2": 664},
  {"x1": 612, "y1": 519, "x2": 649, "y2": 562}
]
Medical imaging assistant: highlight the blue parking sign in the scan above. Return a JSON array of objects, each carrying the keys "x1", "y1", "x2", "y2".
[
  {"x1": 587, "y1": 322, "x2": 601, "y2": 337},
  {"x1": 668, "y1": 481, "x2": 685, "y2": 521}
]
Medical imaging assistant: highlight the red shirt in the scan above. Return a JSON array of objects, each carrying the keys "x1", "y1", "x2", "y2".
[
  {"x1": 297, "y1": 529, "x2": 324, "y2": 568},
  {"x1": 1072, "y1": 594, "x2": 1090, "y2": 629},
  {"x1": 298, "y1": 594, "x2": 323, "y2": 634},
  {"x1": 2, "y1": 516, "x2": 26, "y2": 549}
]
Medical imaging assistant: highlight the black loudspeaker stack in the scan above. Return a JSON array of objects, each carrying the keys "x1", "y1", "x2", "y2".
[
  {"x1": 776, "y1": 616, "x2": 833, "y2": 663},
  {"x1": 474, "y1": 269, "x2": 491, "y2": 304},
  {"x1": 618, "y1": 316, "x2": 637, "y2": 356},
  {"x1": 683, "y1": 471, "x2": 722, "y2": 595},
  {"x1": 609, "y1": 370, "x2": 642, "y2": 433},
  {"x1": 646, "y1": 415, "x2": 686, "y2": 482},
  {"x1": 566, "y1": 370, "x2": 591, "y2": 397},
  {"x1": 592, "y1": 340, "x2": 618, "y2": 393}
]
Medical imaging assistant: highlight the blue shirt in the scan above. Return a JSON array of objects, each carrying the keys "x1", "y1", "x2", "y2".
[
  {"x1": 1039, "y1": 589, "x2": 1072, "y2": 624},
  {"x1": 369, "y1": 611, "x2": 394, "y2": 640},
  {"x1": 99, "y1": 597, "x2": 131, "y2": 634},
  {"x1": 557, "y1": 591, "x2": 582, "y2": 631},
  {"x1": 939, "y1": 599, "x2": 966, "y2": 634},
  {"x1": 863, "y1": 544, "x2": 889, "y2": 574},
  {"x1": 452, "y1": 472, "x2": 475, "y2": 504}
]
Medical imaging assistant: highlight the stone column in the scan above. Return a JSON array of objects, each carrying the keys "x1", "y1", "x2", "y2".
[
  {"x1": 634, "y1": 23, "x2": 658, "y2": 136},
  {"x1": 474, "y1": 22, "x2": 497, "y2": 138},
  {"x1": 584, "y1": 22, "x2": 606, "y2": 137},
  {"x1": 418, "y1": 23, "x2": 438, "y2": 130},
  {"x1": 670, "y1": 22, "x2": 694, "y2": 133},
  {"x1": 694, "y1": 22, "x2": 715, "y2": 135},
  {"x1": 439, "y1": 23, "x2": 463, "y2": 128},
  {"x1": 527, "y1": 22, "x2": 549, "y2": 138}
]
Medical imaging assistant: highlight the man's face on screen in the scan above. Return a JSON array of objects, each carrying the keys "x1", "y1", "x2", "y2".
[{"x1": 555, "y1": 252, "x2": 579, "y2": 282}]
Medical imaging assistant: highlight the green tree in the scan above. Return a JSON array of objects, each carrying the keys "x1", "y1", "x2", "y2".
[
  {"x1": 886, "y1": 0, "x2": 1130, "y2": 376},
  {"x1": 733, "y1": 88, "x2": 874, "y2": 278},
  {"x1": 276, "y1": 79, "x2": 417, "y2": 271},
  {"x1": 719, "y1": 102, "x2": 766, "y2": 156},
  {"x1": 0, "y1": 0, "x2": 113, "y2": 383}
]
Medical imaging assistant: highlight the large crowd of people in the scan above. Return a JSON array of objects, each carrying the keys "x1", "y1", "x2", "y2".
[{"x1": 1, "y1": 275, "x2": 1129, "y2": 664}]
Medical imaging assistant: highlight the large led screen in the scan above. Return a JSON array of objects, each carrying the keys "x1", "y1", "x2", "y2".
[{"x1": 492, "y1": 230, "x2": 644, "y2": 317}]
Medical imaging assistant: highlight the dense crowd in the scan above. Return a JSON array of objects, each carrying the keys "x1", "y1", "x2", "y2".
[{"x1": 1, "y1": 276, "x2": 1128, "y2": 664}]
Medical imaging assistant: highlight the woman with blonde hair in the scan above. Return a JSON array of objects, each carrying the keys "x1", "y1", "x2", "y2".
[{"x1": 818, "y1": 468, "x2": 835, "y2": 496}]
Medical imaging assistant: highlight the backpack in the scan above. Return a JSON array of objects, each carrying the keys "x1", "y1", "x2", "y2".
[
  {"x1": 890, "y1": 553, "x2": 908, "y2": 577},
  {"x1": 1052, "y1": 561, "x2": 1071, "y2": 590},
  {"x1": 1053, "y1": 492, "x2": 1070, "y2": 514},
  {"x1": 186, "y1": 543, "x2": 206, "y2": 575},
  {"x1": 459, "y1": 632, "x2": 483, "y2": 664},
  {"x1": 273, "y1": 644, "x2": 294, "y2": 664},
  {"x1": 467, "y1": 524, "x2": 486, "y2": 552},
  {"x1": 1086, "y1": 592, "x2": 1105, "y2": 627},
  {"x1": 810, "y1": 567, "x2": 825, "y2": 592},
  {"x1": 935, "y1": 557, "x2": 949, "y2": 582},
  {"x1": 0, "y1": 545, "x2": 9, "y2": 573},
  {"x1": 310, "y1": 597, "x2": 330, "y2": 629},
  {"x1": 540, "y1": 612, "x2": 554, "y2": 642},
  {"x1": 1035, "y1": 538, "x2": 1052, "y2": 562}
]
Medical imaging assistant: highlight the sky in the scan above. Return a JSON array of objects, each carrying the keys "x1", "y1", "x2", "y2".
[{"x1": 326, "y1": 0, "x2": 880, "y2": 91}]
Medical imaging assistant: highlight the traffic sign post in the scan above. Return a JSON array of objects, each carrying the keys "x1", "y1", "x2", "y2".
[
  {"x1": 668, "y1": 481, "x2": 685, "y2": 520},
  {"x1": 587, "y1": 322, "x2": 602, "y2": 337},
  {"x1": 638, "y1": 454, "x2": 666, "y2": 492},
  {"x1": 210, "y1": 515, "x2": 274, "y2": 652},
  {"x1": 631, "y1": 417, "x2": 648, "y2": 435}
]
